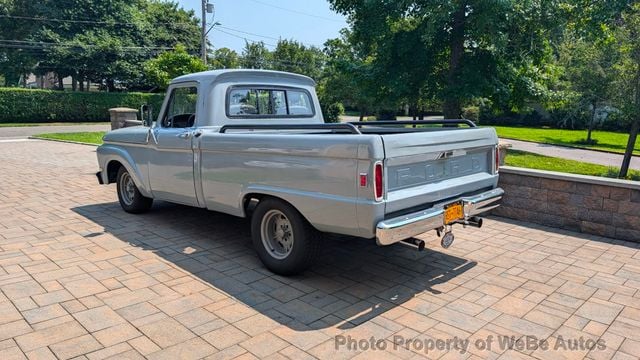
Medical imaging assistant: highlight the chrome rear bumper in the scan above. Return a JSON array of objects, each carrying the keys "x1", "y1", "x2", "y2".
[{"x1": 376, "y1": 188, "x2": 504, "y2": 246}]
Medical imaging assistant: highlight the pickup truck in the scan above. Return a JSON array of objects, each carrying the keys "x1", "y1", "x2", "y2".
[{"x1": 96, "y1": 69, "x2": 503, "y2": 275}]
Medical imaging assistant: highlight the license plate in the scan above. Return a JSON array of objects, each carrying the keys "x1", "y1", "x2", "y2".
[{"x1": 444, "y1": 202, "x2": 463, "y2": 224}]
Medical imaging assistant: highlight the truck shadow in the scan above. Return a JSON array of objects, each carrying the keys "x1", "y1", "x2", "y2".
[{"x1": 73, "y1": 201, "x2": 477, "y2": 331}]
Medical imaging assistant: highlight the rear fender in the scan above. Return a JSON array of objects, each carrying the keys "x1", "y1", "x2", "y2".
[{"x1": 239, "y1": 185, "x2": 362, "y2": 238}]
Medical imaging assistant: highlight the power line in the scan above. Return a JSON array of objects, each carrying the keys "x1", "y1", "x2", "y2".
[
  {"x1": 246, "y1": 0, "x2": 344, "y2": 23},
  {"x1": 0, "y1": 14, "x2": 197, "y2": 28},
  {"x1": 218, "y1": 26, "x2": 280, "y2": 42},
  {"x1": 212, "y1": 28, "x2": 277, "y2": 48}
]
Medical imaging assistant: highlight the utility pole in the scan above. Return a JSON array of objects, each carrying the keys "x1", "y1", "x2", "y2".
[
  {"x1": 201, "y1": 0, "x2": 215, "y2": 65},
  {"x1": 201, "y1": 0, "x2": 207, "y2": 65}
]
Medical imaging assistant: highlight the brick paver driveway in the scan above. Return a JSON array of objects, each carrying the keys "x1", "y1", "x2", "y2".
[{"x1": 1, "y1": 139, "x2": 639, "y2": 360}]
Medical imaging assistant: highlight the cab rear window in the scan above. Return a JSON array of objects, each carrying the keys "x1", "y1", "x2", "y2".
[{"x1": 227, "y1": 87, "x2": 314, "y2": 118}]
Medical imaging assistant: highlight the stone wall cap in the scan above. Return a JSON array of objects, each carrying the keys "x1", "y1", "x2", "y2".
[
  {"x1": 500, "y1": 166, "x2": 640, "y2": 190},
  {"x1": 108, "y1": 107, "x2": 137, "y2": 112}
]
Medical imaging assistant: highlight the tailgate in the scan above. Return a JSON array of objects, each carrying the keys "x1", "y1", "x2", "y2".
[{"x1": 382, "y1": 127, "x2": 499, "y2": 214}]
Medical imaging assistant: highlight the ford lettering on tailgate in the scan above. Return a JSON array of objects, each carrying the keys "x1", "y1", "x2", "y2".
[{"x1": 387, "y1": 149, "x2": 490, "y2": 190}]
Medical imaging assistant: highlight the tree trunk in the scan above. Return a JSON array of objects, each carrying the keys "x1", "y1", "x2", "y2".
[
  {"x1": 619, "y1": 119, "x2": 639, "y2": 178},
  {"x1": 587, "y1": 101, "x2": 597, "y2": 143},
  {"x1": 443, "y1": 2, "x2": 466, "y2": 119},
  {"x1": 106, "y1": 79, "x2": 116, "y2": 92},
  {"x1": 621, "y1": 61, "x2": 640, "y2": 178},
  {"x1": 57, "y1": 74, "x2": 64, "y2": 90},
  {"x1": 79, "y1": 78, "x2": 85, "y2": 92},
  {"x1": 72, "y1": 77, "x2": 77, "y2": 91}
]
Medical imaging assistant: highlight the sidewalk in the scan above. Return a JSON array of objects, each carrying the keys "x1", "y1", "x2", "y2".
[{"x1": 505, "y1": 138, "x2": 640, "y2": 170}]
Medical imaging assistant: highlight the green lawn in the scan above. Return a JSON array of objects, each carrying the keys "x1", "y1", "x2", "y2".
[
  {"x1": 33, "y1": 132, "x2": 106, "y2": 145},
  {"x1": 0, "y1": 122, "x2": 109, "y2": 127},
  {"x1": 493, "y1": 126, "x2": 640, "y2": 156},
  {"x1": 505, "y1": 150, "x2": 640, "y2": 180}
]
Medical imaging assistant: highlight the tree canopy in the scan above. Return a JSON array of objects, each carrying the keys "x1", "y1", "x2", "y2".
[{"x1": 0, "y1": 0, "x2": 201, "y2": 90}]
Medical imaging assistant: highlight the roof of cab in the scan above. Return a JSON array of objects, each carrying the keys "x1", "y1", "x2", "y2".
[{"x1": 171, "y1": 69, "x2": 316, "y2": 87}]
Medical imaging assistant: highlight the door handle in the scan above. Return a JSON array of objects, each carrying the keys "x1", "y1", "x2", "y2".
[{"x1": 177, "y1": 132, "x2": 192, "y2": 139}]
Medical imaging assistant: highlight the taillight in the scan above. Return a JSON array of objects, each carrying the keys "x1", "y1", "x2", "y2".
[
  {"x1": 495, "y1": 145, "x2": 500, "y2": 174},
  {"x1": 374, "y1": 162, "x2": 384, "y2": 201}
]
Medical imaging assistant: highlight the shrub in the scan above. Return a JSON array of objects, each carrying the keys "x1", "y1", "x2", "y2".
[
  {"x1": 461, "y1": 106, "x2": 479, "y2": 122},
  {"x1": 0, "y1": 88, "x2": 165, "y2": 123},
  {"x1": 322, "y1": 102, "x2": 345, "y2": 123}
]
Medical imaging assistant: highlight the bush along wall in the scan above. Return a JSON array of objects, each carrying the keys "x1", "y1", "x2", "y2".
[{"x1": 0, "y1": 88, "x2": 165, "y2": 123}]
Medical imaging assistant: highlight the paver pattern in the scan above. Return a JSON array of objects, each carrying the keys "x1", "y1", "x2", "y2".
[{"x1": 1, "y1": 139, "x2": 639, "y2": 360}]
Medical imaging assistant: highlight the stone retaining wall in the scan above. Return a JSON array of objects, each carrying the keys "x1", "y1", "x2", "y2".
[{"x1": 493, "y1": 166, "x2": 640, "y2": 242}]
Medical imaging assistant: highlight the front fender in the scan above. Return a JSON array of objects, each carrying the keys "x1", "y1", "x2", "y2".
[{"x1": 97, "y1": 144, "x2": 152, "y2": 198}]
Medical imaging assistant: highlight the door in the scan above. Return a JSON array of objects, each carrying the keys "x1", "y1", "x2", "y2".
[{"x1": 149, "y1": 84, "x2": 199, "y2": 206}]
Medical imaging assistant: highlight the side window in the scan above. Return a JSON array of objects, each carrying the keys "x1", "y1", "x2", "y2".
[
  {"x1": 227, "y1": 87, "x2": 314, "y2": 118},
  {"x1": 287, "y1": 90, "x2": 313, "y2": 116},
  {"x1": 162, "y1": 86, "x2": 198, "y2": 128}
]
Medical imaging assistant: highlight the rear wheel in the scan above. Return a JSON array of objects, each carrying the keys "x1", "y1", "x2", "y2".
[
  {"x1": 116, "y1": 167, "x2": 153, "y2": 214},
  {"x1": 251, "y1": 198, "x2": 320, "y2": 275}
]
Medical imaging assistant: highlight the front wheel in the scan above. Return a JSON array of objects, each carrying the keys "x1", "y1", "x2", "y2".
[
  {"x1": 116, "y1": 167, "x2": 153, "y2": 214},
  {"x1": 251, "y1": 198, "x2": 320, "y2": 275}
]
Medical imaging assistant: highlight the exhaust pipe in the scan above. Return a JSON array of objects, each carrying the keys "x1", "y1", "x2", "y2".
[
  {"x1": 398, "y1": 238, "x2": 425, "y2": 251},
  {"x1": 455, "y1": 217, "x2": 483, "y2": 228}
]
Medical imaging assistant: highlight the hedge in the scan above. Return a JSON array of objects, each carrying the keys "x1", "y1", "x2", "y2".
[{"x1": 0, "y1": 88, "x2": 165, "y2": 123}]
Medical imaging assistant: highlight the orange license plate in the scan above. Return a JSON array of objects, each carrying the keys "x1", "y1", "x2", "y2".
[{"x1": 444, "y1": 203, "x2": 463, "y2": 224}]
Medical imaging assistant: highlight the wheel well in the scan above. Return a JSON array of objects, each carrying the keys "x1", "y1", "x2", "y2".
[
  {"x1": 106, "y1": 161, "x2": 123, "y2": 184},
  {"x1": 243, "y1": 193, "x2": 307, "y2": 220},
  {"x1": 243, "y1": 193, "x2": 266, "y2": 216}
]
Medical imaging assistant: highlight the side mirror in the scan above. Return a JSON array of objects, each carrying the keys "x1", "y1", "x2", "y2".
[{"x1": 140, "y1": 105, "x2": 153, "y2": 127}]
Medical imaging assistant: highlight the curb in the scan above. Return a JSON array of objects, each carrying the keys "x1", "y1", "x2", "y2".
[{"x1": 29, "y1": 136, "x2": 100, "y2": 147}]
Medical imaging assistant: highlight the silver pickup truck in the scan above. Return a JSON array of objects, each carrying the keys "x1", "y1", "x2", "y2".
[{"x1": 96, "y1": 69, "x2": 503, "y2": 275}]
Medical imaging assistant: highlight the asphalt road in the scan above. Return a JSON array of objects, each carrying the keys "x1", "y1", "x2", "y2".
[{"x1": 0, "y1": 124, "x2": 111, "y2": 139}]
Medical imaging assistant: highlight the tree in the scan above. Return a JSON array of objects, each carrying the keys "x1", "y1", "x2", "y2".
[
  {"x1": 612, "y1": 3, "x2": 640, "y2": 178},
  {"x1": 211, "y1": 48, "x2": 240, "y2": 69},
  {"x1": 320, "y1": 31, "x2": 378, "y2": 120},
  {"x1": 328, "y1": 0, "x2": 570, "y2": 118},
  {"x1": 241, "y1": 41, "x2": 271, "y2": 69},
  {"x1": 270, "y1": 40, "x2": 326, "y2": 80},
  {"x1": 143, "y1": 45, "x2": 207, "y2": 90},
  {"x1": 0, "y1": 0, "x2": 201, "y2": 90},
  {"x1": 0, "y1": 0, "x2": 39, "y2": 86},
  {"x1": 560, "y1": 35, "x2": 616, "y2": 143}
]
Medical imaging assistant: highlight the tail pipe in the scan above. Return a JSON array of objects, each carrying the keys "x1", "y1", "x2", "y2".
[
  {"x1": 398, "y1": 238, "x2": 425, "y2": 251},
  {"x1": 455, "y1": 216, "x2": 483, "y2": 228}
]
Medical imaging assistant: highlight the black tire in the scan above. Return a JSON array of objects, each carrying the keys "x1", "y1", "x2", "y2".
[
  {"x1": 251, "y1": 198, "x2": 320, "y2": 275},
  {"x1": 116, "y1": 166, "x2": 153, "y2": 214}
]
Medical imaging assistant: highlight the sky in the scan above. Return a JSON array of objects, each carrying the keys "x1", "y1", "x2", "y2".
[{"x1": 176, "y1": 0, "x2": 349, "y2": 53}]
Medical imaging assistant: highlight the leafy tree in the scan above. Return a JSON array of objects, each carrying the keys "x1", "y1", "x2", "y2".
[
  {"x1": 611, "y1": 3, "x2": 640, "y2": 178},
  {"x1": 0, "y1": 0, "x2": 201, "y2": 90},
  {"x1": 560, "y1": 34, "x2": 617, "y2": 143},
  {"x1": 270, "y1": 40, "x2": 326, "y2": 80},
  {"x1": 320, "y1": 31, "x2": 378, "y2": 120},
  {"x1": 328, "y1": 0, "x2": 572, "y2": 118},
  {"x1": 211, "y1": 48, "x2": 240, "y2": 69},
  {"x1": 143, "y1": 45, "x2": 207, "y2": 89},
  {"x1": 0, "y1": 0, "x2": 39, "y2": 86},
  {"x1": 241, "y1": 41, "x2": 271, "y2": 69}
]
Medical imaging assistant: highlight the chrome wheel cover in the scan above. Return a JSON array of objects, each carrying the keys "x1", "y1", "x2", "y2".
[
  {"x1": 260, "y1": 209, "x2": 294, "y2": 260},
  {"x1": 119, "y1": 172, "x2": 135, "y2": 206}
]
